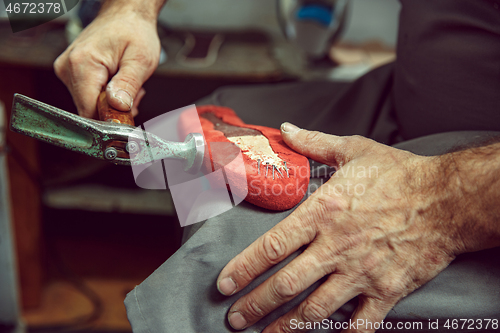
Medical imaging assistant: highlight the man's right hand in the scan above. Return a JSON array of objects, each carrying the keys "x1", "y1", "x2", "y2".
[{"x1": 54, "y1": 1, "x2": 163, "y2": 118}]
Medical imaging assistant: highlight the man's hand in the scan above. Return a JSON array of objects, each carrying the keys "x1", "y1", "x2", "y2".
[
  {"x1": 217, "y1": 123, "x2": 500, "y2": 332},
  {"x1": 54, "y1": 0, "x2": 165, "y2": 118}
]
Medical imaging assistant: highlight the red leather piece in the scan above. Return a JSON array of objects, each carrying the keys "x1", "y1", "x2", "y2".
[{"x1": 179, "y1": 105, "x2": 310, "y2": 211}]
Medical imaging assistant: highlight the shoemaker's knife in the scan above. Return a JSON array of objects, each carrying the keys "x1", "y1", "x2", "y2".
[{"x1": 9, "y1": 93, "x2": 205, "y2": 174}]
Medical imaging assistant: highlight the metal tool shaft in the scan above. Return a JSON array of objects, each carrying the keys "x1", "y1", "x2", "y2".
[{"x1": 10, "y1": 94, "x2": 204, "y2": 173}]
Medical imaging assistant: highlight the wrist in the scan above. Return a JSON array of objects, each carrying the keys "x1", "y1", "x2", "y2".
[
  {"x1": 406, "y1": 156, "x2": 468, "y2": 257},
  {"x1": 99, "y1": 0, "x2": 166, "y2": 22},
  {"x1": 435, "y1": 144, "x2": 500, "y2": 254}
]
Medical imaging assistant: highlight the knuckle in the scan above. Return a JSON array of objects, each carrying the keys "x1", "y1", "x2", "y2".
[
  {"x1": 261, "y1": 232, "x2": 287, "y2": 264},
  {"x1": 301, "y1": 298, "x2": 330, "y2": 322},
  {"x1": 139, "y1": 52, "x2": 160, "y2": 69},
  {"x1": 313, "y1": 194, "x2": 344, "y2": 213},
  {"x1": 346, "y1": 135, "x2": 376, "y2": 155},
  {"x1": 275, "y1": 319, "x2": 295, "y2": 333},
  {"x1": 233, "y1": 258, "x2": 258, "y2": 284},
  {"x1": 113, "y1": 70, "x2": 144, "y2": 94},
  {"x1": 304, "y1": 130, "x2": 324, "y2": 144},
  {"x1": 309, "y1": 194, "x2": 346, "y2": 223},
  {"x1": 53, "y1": 55, "x2": 65, "y2": 74},
  {"x1": 360, "y1": 254, "x2": 381, "y2": 272},
  {"x1": 347, "y1": 135, "x2": 365, "y2": 145},
  {"x1": 324, "y1": 144, "x2": 340, "y2": 164},
  {"x1": 116, "y1": 74, "x2": 142, "y2": 93},
  {"x1": 244, "y1": 296, "x2": 266, "y2": 318},
  {"x1": 67, "y1": 48, "x2": 86, "y2": 67},
  {"x1": 377, "y1": 278, "x2": 406, "y2": 299},
  {"x1": 273, "y1": 270, "x2": 302, "y2": 299},
  {"x1": 338, "y1": 234, "x2": 365, "y2": 253},
  {"x1": 124, "y1": 49, "x2": 160, "y2": 73}
]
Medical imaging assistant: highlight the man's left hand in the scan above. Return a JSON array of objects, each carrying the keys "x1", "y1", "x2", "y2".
[{"x1": 217, "y1": 123, "x2": 466, "y2": 333}]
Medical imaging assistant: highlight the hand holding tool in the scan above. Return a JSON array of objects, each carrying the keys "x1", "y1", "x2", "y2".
[{"x1": 10, "y1": 94, "x2": 204, "y2": 174}]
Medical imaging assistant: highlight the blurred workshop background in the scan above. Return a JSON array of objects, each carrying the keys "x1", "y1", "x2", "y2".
[{"x1": 0, "y1": 0, "x2": 398, "y2": 332}]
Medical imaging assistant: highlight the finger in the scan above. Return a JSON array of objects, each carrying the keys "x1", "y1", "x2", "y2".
[
  {"x1": 263, "y1": 274, "x2": 360, "y2": 333},
  {"x1": 343, "y1": 297, "x2": 396, "y2": 333},
  {"x1": 67, "y1": 51, "x2": 111, "y2": 118},
  {"x1": 55, "y1": 50, "x2": 109, "y2": 118},
  {"x1": 53, "y1": 52, "x2": 70, "y2": 86},
  {"x1": 226, "y1": 244, "x2": 337, "y2": 330},
  {"x1": 130, "y1": 88, "x2": 146, "y2": 117},
  {"x1": 280, "y1": 123, "x2": 376, "y2": 168},
  {"x1": 217, "y1": 203, "x2": 320, "y2": 297},
  {"x1": 106, "y1": 46, "x2": 158, "y2": 112}
]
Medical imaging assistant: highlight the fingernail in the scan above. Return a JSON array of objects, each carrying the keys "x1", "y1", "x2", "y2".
[
  {"x1": 228, "y1": 311, "x2": 247, "y2": 330},
  {"x1": 281, "y1": 122, "x2": 300, "y2": 134},
  {"x1": 218, "y1": 277, "x2": 237, "y2": 295},
  {"x1": 113, "y1": 89, "x2": 133, "y2": 110}
]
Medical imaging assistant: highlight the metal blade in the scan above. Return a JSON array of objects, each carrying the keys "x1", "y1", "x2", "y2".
[{"x1": 10, "y1": 94, "x2": 205, "y2": 173}]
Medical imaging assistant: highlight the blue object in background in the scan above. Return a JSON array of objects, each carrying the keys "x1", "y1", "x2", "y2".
[{"x1": 296, "y1": 4, "x2": 334, "y2": 26}]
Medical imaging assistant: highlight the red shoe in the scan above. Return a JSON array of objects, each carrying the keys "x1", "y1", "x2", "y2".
[{"x1": 178, "y1": 105, "x2": 310, "y2": 211}]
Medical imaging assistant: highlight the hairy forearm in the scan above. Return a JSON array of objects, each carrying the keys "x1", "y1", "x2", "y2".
[
  {"x1": 442, "y1": 141, "x2": 500, "y2": 253},
  {"x1": 99, "y1": 0, "x2": 167, "y2": 21}
]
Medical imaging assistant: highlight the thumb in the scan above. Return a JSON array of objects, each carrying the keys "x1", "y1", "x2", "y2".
[
  {"x1": 105, "y1": 47, "x2": 158, "y2": 112},
  {"x1": 280, "y1": 122, "x2": 371, "y2": 168}
]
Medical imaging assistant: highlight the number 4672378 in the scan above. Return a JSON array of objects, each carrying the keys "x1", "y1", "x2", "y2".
[{"x1": 5, "y1": 2, "x2": 61, "y2": 14}]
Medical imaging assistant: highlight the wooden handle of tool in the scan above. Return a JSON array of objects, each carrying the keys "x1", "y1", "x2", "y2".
[{"x1": 97, "y1": 91, "x2": 134, "y2": 126}]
